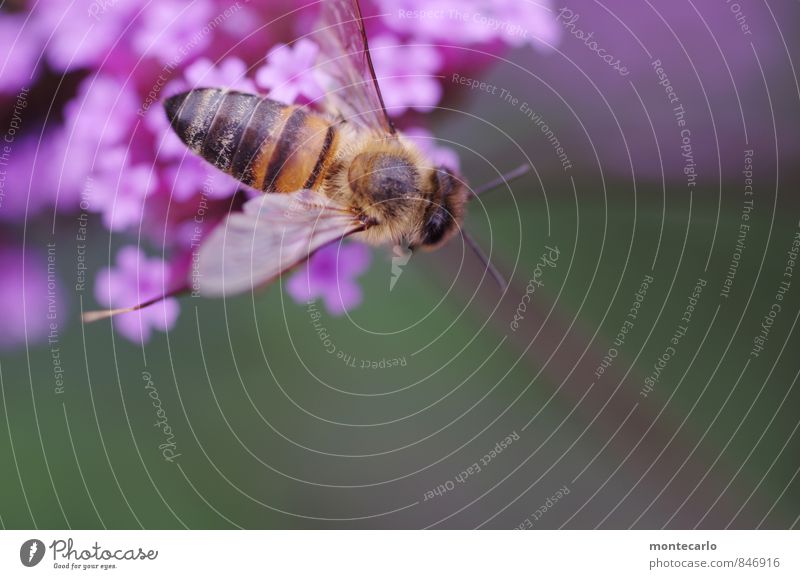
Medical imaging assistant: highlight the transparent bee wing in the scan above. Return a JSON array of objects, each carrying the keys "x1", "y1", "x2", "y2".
[
  {"x1": 197, "y1": 190, "x2": 365, "y2": 297},
  {"x1": 314, "y1": 0, "x2": 396, "y2": 134}
]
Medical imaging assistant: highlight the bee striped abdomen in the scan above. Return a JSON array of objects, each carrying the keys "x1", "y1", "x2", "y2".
[{"x1": 164, "y1": 89, "x2": 338, "y2": 193}]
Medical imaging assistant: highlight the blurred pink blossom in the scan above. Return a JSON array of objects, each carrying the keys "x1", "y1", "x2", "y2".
[
  {"x1": 131, "y1": 0, "x2": 215, "y2": 64},
  {"x1": 95, "y1": 246, "x2": 179, "y2": 343},
  {"x1": 0, "y1": 14, "x2": 42, "y2": 93},
  {"x1": 375, "y1": 0, "x2": 560, "y2": 49},
  {"x1": 184, "y1": 56, "x2": 257, "y2": 93},
  {"x1": 36, "y1": 0, "x2": 139, "y2": 73},
  {"x1": 286, "y1": 242, "x2": 372, "y2": 315},
  {"x1": 369, "y1": 33, "x2": 444, "y2": 115},
  {"x1": 255, "y1": 39, "x2": 325, "y2": 104},
  {"x1": 89, "y1": 149, "x2": 157, "y2": 231},
  {"x1": 0, "y1": 246, "x2": 65, "y2": 350},
  {"x1": 404, "y1": 126, "x2": 461, "y2": 172}
]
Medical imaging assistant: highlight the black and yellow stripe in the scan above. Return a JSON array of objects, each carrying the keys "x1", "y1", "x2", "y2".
[{"x1": 164, "y1": 89, "x2": 339, "y2": 193}]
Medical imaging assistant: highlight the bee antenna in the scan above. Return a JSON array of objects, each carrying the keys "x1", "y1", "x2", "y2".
[
  {"x1": 462, "y1": 230, "x2": 507, "y2": 291},
  {"x1": 82, "y1": 287, "x2": 187, "y2": 324},
  {"x1": 469, "y1": 164, "x2": 531, "y2": 198}
]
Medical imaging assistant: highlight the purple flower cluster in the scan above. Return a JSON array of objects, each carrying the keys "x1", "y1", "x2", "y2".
[
  {"x1": 286, "y1": 242, "x2": 371, "y2": 315},
  {"x1": 0, "y1": 0, "x2": 556, "y2": 347},
  {"x1": 95, "y1": 247, "x2": 180, "y2": 343},
  {"x1": 376, "y1": 0, "x2": 560, "y2": 49}
]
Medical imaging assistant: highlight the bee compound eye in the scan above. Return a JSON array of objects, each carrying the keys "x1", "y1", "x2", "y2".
[{"x1": 421, "y1": 205, "x2": 454, "y2": 247}]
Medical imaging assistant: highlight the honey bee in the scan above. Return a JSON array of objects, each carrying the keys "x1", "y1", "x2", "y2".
[{"x1": 85, "y1": 0, "x2": 527, "y2": 321}]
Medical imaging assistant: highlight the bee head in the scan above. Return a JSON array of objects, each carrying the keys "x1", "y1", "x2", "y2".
[{"x1": 345, "y1": 141, "x2": 467, "y2": 250}]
